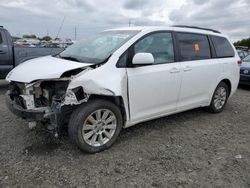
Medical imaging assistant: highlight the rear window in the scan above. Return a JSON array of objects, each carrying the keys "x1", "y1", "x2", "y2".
[
  {"x1": 177, "y1": 33, "x2": 211, "y2": 61},
  {"x1": 211, "y1": 36, "x2": 235, "y2": 58}
]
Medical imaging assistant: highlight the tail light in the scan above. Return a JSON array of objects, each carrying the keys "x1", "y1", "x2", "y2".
[{"x1": 237, "y1": 60, "x2": 242, "y2": 66}]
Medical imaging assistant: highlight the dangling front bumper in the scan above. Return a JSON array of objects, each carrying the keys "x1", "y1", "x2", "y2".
[{"x1": 5, "y1": 90, "x2": 46, "y2": 121}]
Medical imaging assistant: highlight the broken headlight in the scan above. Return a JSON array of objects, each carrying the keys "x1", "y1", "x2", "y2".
[{"x1": 34, "y1": 80, "x2": 69, "y2": 107}]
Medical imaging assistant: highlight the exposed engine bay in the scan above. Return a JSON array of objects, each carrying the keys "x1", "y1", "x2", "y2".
[
  {"x1": 8, "y1": 78, "x2": 88, "y2": 136},
  {"x1": 9, "y1": 80, "x2": 86, "y2": 108}
]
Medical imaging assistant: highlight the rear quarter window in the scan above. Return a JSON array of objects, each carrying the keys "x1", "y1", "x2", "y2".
[
  {"x1": 177, "y1": 33, "x2": 211, "y2": 61},
  {"x1": 211, "y1": 36, "x2": 235, "y2": 58}
]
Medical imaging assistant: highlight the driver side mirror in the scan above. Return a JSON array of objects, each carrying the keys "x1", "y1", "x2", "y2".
[{"x1": 132, "y1": 53, "x2": 154, "y2": 65}]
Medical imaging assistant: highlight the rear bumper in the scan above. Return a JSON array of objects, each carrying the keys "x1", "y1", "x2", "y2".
[{"x1": 5, "y1": 91, "x2": 46, "y2": 121}]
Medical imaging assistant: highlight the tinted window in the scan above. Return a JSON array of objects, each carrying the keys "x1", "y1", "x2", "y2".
[
  {"x1": 177, "y1": 33, "x2": 211, "y2": 61},
  {"x1": 211, "y1": 36, "x2": 235, "y2": 58},
  {"x1": 134, "y1": 32, "x2": 174, "y2": 64}
]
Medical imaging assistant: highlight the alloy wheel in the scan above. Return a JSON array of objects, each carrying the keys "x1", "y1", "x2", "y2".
[
  {"x1": 213, "y1": 87, "x2": 227, "y2": 110},
  {"x1": 82, "y1": 109, "x2": 117, "y2": 147}
]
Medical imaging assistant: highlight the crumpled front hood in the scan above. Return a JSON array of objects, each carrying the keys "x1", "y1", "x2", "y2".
[{"x1": 6, "y1": 56, "x2": 92, "y2": 83}]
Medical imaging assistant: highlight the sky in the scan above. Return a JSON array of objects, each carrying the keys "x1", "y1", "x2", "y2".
[{"x1": 0, "y1": 0, "x2": 249, "y2": 42}]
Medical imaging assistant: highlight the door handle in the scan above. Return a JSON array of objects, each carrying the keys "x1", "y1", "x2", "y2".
[
  {"x1": 183, "y1": 66, "x2": 192, "y2": 72},
  {"x1": 170, "y1": 67, "x2": 180, "y2": 73},
  {"x1": 0, "y1": 51, "x2": 6, "y2": 54}
]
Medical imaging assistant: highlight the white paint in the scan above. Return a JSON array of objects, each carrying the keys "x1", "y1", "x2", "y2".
[
  {"x1": 6, "y1": 56, "x2": 92, "y2": 83},
  {"x1": 132, "y1": 53, "x2": 154, "y2": 65},
  {"x1": 127, "y1": 62, "x2": 182, "y2": 123}
]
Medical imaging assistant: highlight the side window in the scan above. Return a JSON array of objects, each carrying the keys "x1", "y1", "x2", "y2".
[
  {"x1": 134, "y1": 32, "x2": 174, "y2": 64},
  {"x1": 211, "y1": 36, "x2": 235, "y2": 58},
  {"x1": 177, "y1": 33, "x2": 211, "y2": 61},
  {"x1": 0, "y1": 32, "x2": 2, "y2": 44}
]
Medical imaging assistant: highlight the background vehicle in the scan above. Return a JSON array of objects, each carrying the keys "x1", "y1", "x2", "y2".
[
  {"x1": 6, "y1": 26, "x2": 240, "y2": 153},
  {"x1": 240, "y1": 55, "x2": 250, "y2": 85},
  {"x1": 237, "y1": 49, "x2": 249, "y2": 59},
  {"x1": 235, "y1": 46, "x2": 249, "y2": 52},
  {"x1": 0, "y1": 26, "x2": 63, "y2": 79}
]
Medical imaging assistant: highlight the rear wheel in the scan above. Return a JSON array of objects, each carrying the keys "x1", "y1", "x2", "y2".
[
  {"x1": 207, "y1": 82, "x2": 229, "y2": 113},
  {"x1": 68, "y1": 99, "x2": 123, "y2": 153}
]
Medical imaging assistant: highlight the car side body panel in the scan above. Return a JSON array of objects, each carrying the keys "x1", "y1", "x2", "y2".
[
  {"x1": 177, "y1": 59, "x2": 222, "y2": 111},
  {"x1": 126, "y1": 62, "x2": 182, "y2": 124},
  {"x1": 5, "y1": 26, "x2": 240, "y2": 129}
]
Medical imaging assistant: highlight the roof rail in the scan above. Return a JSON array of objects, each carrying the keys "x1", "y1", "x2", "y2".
[{"x1": 172, "y1": 25, "x2": 221, "y2": 34}]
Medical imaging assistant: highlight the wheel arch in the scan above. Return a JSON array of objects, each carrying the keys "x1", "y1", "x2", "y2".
[
  {"x1": 88, "y1": 94, "x2": 127, "y2": 124},
  {"x1": 208, "y1": 78, "x2": 232, "y2": 106},
  {"x1": 220, "y1": 79, "x2": 232, "y2": 97}
]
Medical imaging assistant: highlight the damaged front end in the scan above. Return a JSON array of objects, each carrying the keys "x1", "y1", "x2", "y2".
[{"x1": 6, "y1": 78, "x2": 88, "y2": 137}]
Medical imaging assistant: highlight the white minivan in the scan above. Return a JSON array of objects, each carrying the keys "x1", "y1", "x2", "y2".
[{"x1": 6, "y1": 26, "x2": 240, "y2": 153}]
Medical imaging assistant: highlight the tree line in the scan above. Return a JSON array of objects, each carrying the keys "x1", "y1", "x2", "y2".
[{"x1": 234, "y1": 37, "x2": 250, "y2": 48}]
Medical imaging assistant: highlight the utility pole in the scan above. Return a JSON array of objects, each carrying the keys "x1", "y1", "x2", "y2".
[{"x1": 129, "y1": 19, "x2": 131, "y2": 27}]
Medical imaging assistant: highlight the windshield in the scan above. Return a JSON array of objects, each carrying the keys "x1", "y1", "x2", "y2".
[
  {"x1": 243, "y1": 54, "x2": 250, "y2": 62},
  {"x1": 60, "y1": 30, "x2": 140, "y2": 64}
]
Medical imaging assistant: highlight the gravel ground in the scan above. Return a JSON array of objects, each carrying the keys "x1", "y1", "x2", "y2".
[{"x1": 0, "y1": 80, "x2": 249, "y2": 188}]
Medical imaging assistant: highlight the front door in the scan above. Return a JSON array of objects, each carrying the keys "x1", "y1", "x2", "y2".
[{"x1": 126, "y1": 32, "x2": 182, "y2": 123}]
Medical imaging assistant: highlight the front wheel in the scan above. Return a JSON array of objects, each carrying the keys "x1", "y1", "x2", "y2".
[
  {"x1": 207, "y1": 82, "x2": 229, "y2": 113},
  {"x1": 68, "y1": 99, "x2": 123, "y2": 153}
]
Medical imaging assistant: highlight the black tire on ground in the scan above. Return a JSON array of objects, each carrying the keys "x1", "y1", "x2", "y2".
[
  {"x1": 68, "y1": 99, "x2": 123, "y2": 153},
  {"x1": 207, "y1": 82, "x2": 229, "y2": 113}
]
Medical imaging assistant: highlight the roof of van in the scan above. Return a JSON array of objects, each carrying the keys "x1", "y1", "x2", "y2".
[{"x1": 107, "y1": 26, "x2": 224, "y2": 36}]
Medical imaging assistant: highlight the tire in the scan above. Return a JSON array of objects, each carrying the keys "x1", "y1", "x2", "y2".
[
  {"x1": 207, "y1": 82, "x2": 229, "y2": 113},
  {"x1": 68, "y1": 99, "x2": 123, "y2": 153}
]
